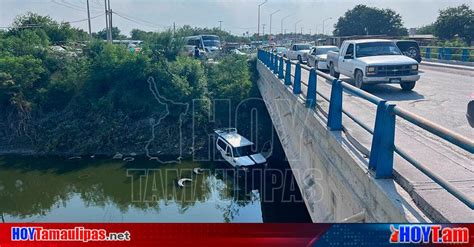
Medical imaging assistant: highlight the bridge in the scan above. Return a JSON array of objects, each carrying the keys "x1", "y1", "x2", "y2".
[{"x1": 256, "y1": 49, "x2": 473, "y2": 223}]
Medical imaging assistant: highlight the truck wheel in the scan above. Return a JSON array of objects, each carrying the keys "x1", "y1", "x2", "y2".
[
  {"x1": 330, "y1": 63, "x2": 340, "y2": 78},
  {"x1": 354, "y1": 70, "x2": 366, "y2": 89},
  {"x1": 297, "y1": 55, "x2": 303, "y2": 63},
  {"x1": 400, "y1": 81, "x2": 416, "y2": 91}
]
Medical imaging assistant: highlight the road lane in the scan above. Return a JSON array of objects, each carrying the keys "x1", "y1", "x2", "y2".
[{"x1": 282, "y1": 62, "x2": 473, "y2": 221}]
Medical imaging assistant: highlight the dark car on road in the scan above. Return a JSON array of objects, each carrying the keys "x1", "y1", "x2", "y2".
[
  {"x1": 468, "y1": 100, "x2": 474, "y2": 127},
  {"x1": 396, "y1": 40, "x2": 422, "y2": 63}
]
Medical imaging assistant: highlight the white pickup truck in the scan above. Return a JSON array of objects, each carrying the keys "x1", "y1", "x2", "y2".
[
  {"x1": 327, "y1": 39, "x2": 420, "y2": 91},
  {"x1": 283, "y1": 43, "x2": 312, "y2": 63}
]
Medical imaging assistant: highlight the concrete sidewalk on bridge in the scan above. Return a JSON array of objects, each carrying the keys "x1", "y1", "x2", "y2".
[{"x1": 286, "y1": 63, "x2": 473, "y2": 222}]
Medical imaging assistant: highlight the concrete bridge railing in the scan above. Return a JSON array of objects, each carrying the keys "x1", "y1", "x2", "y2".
[{"x1": 256, "y1": 49, "x2": 474, "y2": 222}]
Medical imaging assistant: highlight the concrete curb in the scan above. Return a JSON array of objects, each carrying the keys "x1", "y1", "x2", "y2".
[{"x1": 421, "y1": 61, "x2": 474, "y2": 71}]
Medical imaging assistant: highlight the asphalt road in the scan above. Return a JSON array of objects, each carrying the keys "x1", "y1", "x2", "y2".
[
  {"x1": 285, "y1": 62, "x2": 473, "y2": 221},
  {"x1": 349, "y1": 64, "x2": 473, "y2": 139}
]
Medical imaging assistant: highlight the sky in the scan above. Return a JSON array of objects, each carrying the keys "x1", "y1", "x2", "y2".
[{"x1": 0, "y1": 0, "x2": 472, "y2": 36}]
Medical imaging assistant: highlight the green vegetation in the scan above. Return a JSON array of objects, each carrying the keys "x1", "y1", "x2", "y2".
[
  {"x1": 0, "y1": 13, "x2": 260, "y2": 156},
  {"x1": 333, "y1": 5, "x2": 408, "y2": 37},
  {"x1": 434, "y1": 4, "x2": 473, "y2": 45}
]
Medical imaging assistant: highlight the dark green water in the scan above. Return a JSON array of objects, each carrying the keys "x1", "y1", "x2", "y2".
[{"x1": 0, "y1": 154, "x2": 310, "y2": 223}]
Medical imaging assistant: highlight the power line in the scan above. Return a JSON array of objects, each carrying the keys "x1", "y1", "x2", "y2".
[
  {"x1": 51, "y1": 0, "x2": 83, "y2": 12},
  {"x1": 113, "y1": 10, "x2": 169, "y2": 28},
  {"x1": 112, "y1": 10, "x2": 170, "y2": 29},
  {"x1": 50, "y1": 0, "x2": 101, "y2": 13},
  {"x1": 66, "y1": 13, "x2": 104, "y2": 24}
]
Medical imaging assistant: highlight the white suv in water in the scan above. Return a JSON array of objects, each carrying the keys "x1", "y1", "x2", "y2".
[{"x1": 215, "y1": 128, "x2": 267, "y2": 168}]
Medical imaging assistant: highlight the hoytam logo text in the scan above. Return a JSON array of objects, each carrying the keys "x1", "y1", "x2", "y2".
[
  {"x1": 390, "y1": 225, "x2": 469, "y2": 244},
  {"x1": 11, "y1": 226, "x2": 131, "y2": 242}
]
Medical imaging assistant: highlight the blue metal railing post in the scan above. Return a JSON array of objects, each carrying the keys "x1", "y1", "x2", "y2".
[
  {"x1": 327, "y1": 79, "x2": 343, "y2": 131},
  {"x1": 461, "y1": 49, "x2": 469, "y2": 62},
  {"x1": 438, "y1": 47, "x2": 444, "y2": 60},
  {"x1": 425, "y1": 47, "x2": 431, "y2": 59},
  {"x1": 293, "y1": 63, "x2": 302, "y2": 94},
  {"x1": 269, "y1": 52, "x2": 273, "y2": 67},
  {"x1": 269, "y1": 53, "x2": 274, "y2": 69},
  {"x1": 284, "y1": 60, "x2": 292, "y2": 86},
  {"x1": 369, "y1": 101, "x2": 396, "y2": 178},
  {"x1": 306, "y1": 68, "x2": 317, "y2": 108},
  {"x1": 445, "y1": 48, "x2": 451, "y2": 60},
  {"x1": 266, "y1": 51, "x2": 270, "y2": 67},
  {"x1": 278, "y1": 57, "x2": 284, "y2": 79},
  {"x1": 273, "y1": 54, "x2": 279, "y2": 74}
]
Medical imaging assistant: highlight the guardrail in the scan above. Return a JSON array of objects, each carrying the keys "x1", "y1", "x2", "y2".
[
  {"x1": 257, "y1": 49, "x2": 474, "y2": 209},
  {"x1": 420, "y1": 46, "x2": 473, "y2": 62}
]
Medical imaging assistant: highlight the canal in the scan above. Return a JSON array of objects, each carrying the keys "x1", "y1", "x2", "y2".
[{"x1": 0, "y1": 145, "x2": 310, "y2": 223}]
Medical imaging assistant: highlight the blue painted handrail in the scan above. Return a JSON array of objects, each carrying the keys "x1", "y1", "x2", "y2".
[
  {"x1": 257, "y1": 49, "x2": 474, "y2": 209},
  {"x1": 420, "y1": 46, "x2": 473, "y2": 62}
]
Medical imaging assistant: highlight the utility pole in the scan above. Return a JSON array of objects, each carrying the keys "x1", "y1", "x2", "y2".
[
  {"x1": 173, "y1": 22, "x2": 176, "y2": 36},
  {"x1": 281, "y1": 14, "x2": 293, "y2": 35},
  {"x1": 257, "y1": 0, "x2": 268, "y2": 40},
  {"x1": 86, "y1": 0, "x2": 92, "y2": 38},
  {"x1": 218, "y1": 21, "x2": 223, "y2": 31},
  {"x1": 262, "y1": 24, "x2": 266, "y2": 36},
  {"x1": 269, "y1": 9, "x2": 280, "y2": 36},
  {"x1": 322, "y1": 17, "x2": 332, "y2": 37},
  {"x1": 104, "y1": 0, "x2": 109, "y2": 42},
  {"x1": 108, "y1": 0, "x2": 113, "y2": 41},
  {"x1": 294, "y1": 20, "x2": 302, "y2": 39}
]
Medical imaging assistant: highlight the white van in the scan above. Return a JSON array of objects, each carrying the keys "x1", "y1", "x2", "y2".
[
  {"x1": 214, "y1": 128, "x2": 267, "y2": 168},
  {"x1": 185, "y1": 35, "x2": 221, "y2": 55}
]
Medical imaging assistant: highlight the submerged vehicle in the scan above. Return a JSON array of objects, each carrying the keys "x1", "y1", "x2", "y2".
[{"x1": 214, "y1": 128, "x2": 267, "y2": 168}]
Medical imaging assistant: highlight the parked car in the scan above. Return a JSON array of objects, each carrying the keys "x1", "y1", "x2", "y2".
[
  {"x1": 283, "y1": 43, "x2": 312, "y2": 63},
  {"x1": 214, "y1": 128, "x2": 267, "y2": 168},
  {"x1": 307, "y1": 46, "x2": 339, "y2": 70},
  {"x1": 468, "y1": 99, "x2": 474, "y2": 127},
  {"x1": 396, "y1": 40, "x2": 422, "y2": 63},
  {"x1": 231, "y1": 49, "x2": 246, "y2": 56},
  {"x1": 272, "y1": 46, "x2": 288, "y2": 57},
  {"x1": 327, "y1": 39, "x2": 420, "y2": 91}
]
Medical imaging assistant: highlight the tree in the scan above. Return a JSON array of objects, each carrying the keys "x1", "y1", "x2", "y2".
[
  {"x1": 333, "y1": 5, "x2": 408, "y2": 36},
  {"x1": 130, "y1": 29, "x2": 152, "y2": 40},
  {"x1": 9, "y1": 12, "x2": 87, "y2": 43},
  {"x1": 96, "y1": 27, "x2": 126, "y2": 40},
  {"x1": 417, "y1": 23, "x2": 436, "y2": 35},
  {"x1": 434, "y1": 4, "x2": 473, "y2": 45}
]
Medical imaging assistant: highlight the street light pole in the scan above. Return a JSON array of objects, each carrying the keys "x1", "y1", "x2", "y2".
[
  {"x1": 218, "y1": 20, "x2": 223, "y2": 31},
  {"x1": 294, "y1": 20, "x2": 302, "y2": 37},
  {"x1": 322, "y1": 17, "x2": 332, "y2": 36},
  {"x1": 281, "y1": 14, "x2": 293, "y2": 35},
  {"x1": 257, "y1": 0, "x2": 268, "y2": 39},
  {"x1": 269, "y1": 9, "x2": 280, "y2": 36}
]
